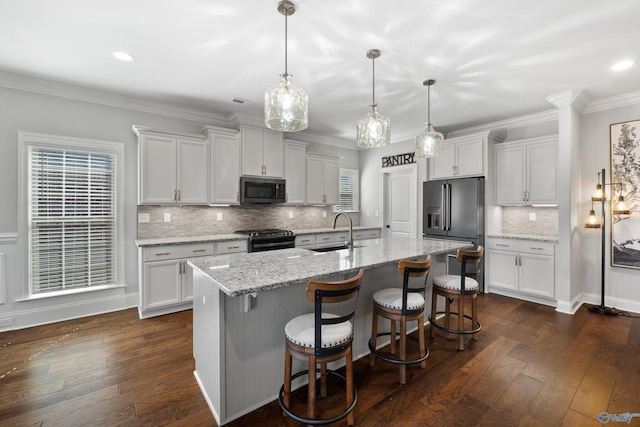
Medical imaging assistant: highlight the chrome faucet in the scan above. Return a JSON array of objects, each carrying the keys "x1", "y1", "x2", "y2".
[{"x1": 333, "y1": 212, "x2": 354, "y2": 250}]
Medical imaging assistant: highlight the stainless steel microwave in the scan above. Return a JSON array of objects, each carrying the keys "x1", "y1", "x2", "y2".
[{"x1": 239, "y1": 176, "x2": 286, "y2": 204}]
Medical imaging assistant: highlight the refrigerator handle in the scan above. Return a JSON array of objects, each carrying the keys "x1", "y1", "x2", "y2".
[
  {"x1": 445, "y1": 183, "x2": 451, "y2": 231},
  {"x1": 441, "y1": 184, "x2": 446, "y2": 231}
]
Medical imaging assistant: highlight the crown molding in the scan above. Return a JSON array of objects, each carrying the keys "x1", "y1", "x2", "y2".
[
  {"x1": 0, "y1": 70, "x2": 230, "y2": 126},
  {"x1": 583, "y1": 90, "x2": 640, "y2": 114}
]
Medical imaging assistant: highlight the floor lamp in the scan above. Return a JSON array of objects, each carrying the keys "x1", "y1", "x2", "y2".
[{"x1": 584, "y1": 168, "x2": 630, "y2": 315}]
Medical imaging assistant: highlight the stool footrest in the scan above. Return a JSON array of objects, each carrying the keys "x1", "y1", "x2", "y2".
[
  {"x1": 368, "y1": 332, "x2": 430, "y2": 365},
  {"x1": 429, "y1": 311, "x2": 481, "y2": 335},
  {"x1": 279, "y1": 368, "x2": 357, "y2": 425}
]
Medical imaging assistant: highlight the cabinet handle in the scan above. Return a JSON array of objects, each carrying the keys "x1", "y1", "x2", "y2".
[
  {"x1": 496, "y1": 243, "x2": 509, "y2": 247},
  {"x1": 227, "y1": 245, "x2": 240, "y2": 249},
  {"x1": 192, "y1": 249, "x2": 207, "y2": 253},
  {"x1": 529, "y1": 247, "x2": 545, "y2": 251},
  {"x1": 174, "y1": 189, "x2": 178, "y2": 202},
  {"x1": 236, "y1": 191, "x2": 240, "y2": 202},
  {"x1": 155, "y1": 252, "x2": 171, "y2": 256},
  {"x1": 177, "y1": 189, "x2": 181, "y2": 201}
]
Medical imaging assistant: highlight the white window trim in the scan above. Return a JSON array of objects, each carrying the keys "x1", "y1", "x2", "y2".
[
  {"x1": 18, "y1": 132, "x2": 125, "y2": 300},
  {"x1": 334, "y1": 168, "x2": 360, "y2": 213}
]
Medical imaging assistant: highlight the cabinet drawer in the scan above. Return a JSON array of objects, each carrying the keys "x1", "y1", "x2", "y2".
[
  {"x1": 143, "y1": 243, "x2": 215, "y2": 261},
  {"x1": 216, "y1": 240, "x2": 248, "y2": 254},
  {"x1": 353, "y1": 229, "x2": 380, "y2": 240},
  {"x1": 316, "y1": 232, "x2": 347, "y2": 245},
  {"x1": 295, "y1": 235, "x2": 316, "y2": 247},
  {"x1": 488, "y1": 239, "x2": 554, "y2": 256}
]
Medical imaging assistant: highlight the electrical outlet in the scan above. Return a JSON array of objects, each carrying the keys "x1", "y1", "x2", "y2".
[
  {"x1": 163, "y1": 213, "x2": 171, "y2": 223},
  {"x1": 529, "y1": 212, "x2": 536, "y2": 221},
  {"x1": 216, "y1": 212, "x2": 223, "y2": 221},
  {"x1": 288, "y1": 211, "x2": 294, "y2": 219},
  {"x1": 375, "y1": 210, "x2": 379, "y2": 217},
  {"x1": 322, "y1": 211, "x2": 327, "y2": 218},
  {"x1": 138, "y1": 213, "x2": 150, "y2": 223}
]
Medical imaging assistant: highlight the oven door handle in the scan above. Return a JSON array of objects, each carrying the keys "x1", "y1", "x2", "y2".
[{"x1": 250, "y1": 240, "x2": 295, "y2": 252}]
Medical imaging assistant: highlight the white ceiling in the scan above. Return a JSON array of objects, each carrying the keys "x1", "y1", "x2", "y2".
[{"x1": 1, "y1": 0, "x2": 639, "y2": 146}]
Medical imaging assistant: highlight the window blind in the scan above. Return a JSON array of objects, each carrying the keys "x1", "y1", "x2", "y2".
[
  {"x1": 29, "y1": 147, "x2": 116, "y2": 294},
  {"x1": 335, "y1": 169, "x2": 359, "y2": 212}
]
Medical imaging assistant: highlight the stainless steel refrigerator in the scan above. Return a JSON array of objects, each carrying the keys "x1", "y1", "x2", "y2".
[{"x1": 423, "y1": 177, "x2": 485, "y2": 290}]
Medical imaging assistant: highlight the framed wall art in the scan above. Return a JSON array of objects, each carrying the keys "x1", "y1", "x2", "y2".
[{"x1": 610, "y1": 119, "x2": 640, "y2": 268}]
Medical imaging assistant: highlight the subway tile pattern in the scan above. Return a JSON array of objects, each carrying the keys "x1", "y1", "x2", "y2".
[{"x1": 137, "y1": 205, "x2": 360, "y2": 239}]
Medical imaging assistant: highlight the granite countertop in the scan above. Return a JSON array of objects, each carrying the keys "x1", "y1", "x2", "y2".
[
  {"x1": 487, "y1": 233, "x2": 559, "y2": 243},
  {"x1": 188, "y1": 236, "x2": 472, "y2": 297},
  {"x1": 135, "y1": 233, "x2": 247, "y2": 247}
]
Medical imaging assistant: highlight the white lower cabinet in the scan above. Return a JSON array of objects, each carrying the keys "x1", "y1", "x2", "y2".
[
  {"x1": 295, "y1": 229, "x2": 381, "y2": 249},
  {"x1": 139, "y1": 240, "x2": 247, "y2": 318},
  {"x1": 488, "y1": 238, "x2": 555, "y2": 302}
]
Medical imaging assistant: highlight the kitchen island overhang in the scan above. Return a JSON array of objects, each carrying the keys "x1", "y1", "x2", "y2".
[{"x1": 189, "y1": 237, "x2": 473, "y2": 425}]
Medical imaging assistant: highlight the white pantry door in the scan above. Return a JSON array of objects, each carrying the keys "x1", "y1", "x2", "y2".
[{"x1": 382, "y1": 164, "x2": 417, "y2": 238}]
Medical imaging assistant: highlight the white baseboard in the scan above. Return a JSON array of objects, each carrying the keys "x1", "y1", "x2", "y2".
[
  {"x1": 581, "y1": 292, "x2": 640, "y2": 314},
  {"x1": 555, "y1": 293, "x2": 584, "y2": 314},
  {"x1": 0, "y1": 291, "x2": 139, "y2": 332}
]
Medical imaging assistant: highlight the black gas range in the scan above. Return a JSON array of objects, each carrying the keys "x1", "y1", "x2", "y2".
[{"x1": 235, "y1": 228, "x2": 296, "y2": 253}]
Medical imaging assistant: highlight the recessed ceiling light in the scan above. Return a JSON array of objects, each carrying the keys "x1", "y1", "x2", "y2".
[
  {"x1": 112, "y1": 51, "x2": 134, "y2": 62},
  {"x1": 611, "y1": 60, "x2": 634, "y2": 71}
]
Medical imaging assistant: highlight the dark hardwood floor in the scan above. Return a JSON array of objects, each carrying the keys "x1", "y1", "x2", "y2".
[{"x1": 1, "y1": 294, "x2": 639, "y2": 426}]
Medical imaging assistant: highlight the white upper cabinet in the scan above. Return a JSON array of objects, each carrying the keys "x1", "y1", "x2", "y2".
[
  {"x1": 284, "y1": 140, "x2": 308, "y2": 204},
  {"x1": 205, "y1": 126, "x2": 240, "y2": 205},
  {"x1": 495, "y1": 135, "x2": 558, "y2": 205},
  {"x1": 240, "y1": 124, "x2": 284, "y2": 177},
  {"x1": 306, "y1": 154, "x2": 339, "y2": 205},
  {"x1": 136, "y1": 127, "x2": 208, "y2": 205},
  {"x1": 429, "y1": 135, "x2": 485, "y2": 180}
]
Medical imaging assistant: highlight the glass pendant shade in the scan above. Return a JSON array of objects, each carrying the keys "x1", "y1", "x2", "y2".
[
  {"x1": 357, "y1": 105, "x2": 390, "y2": 148},
  {"x1": 613, "y1": 195, "x2": 630, "y2": 215},
  {"x1": 415, "y1": 123, "x2": 444, "y2": 158},
  {"x1": 264, "y1": 0, "x2": 308, "y2": 132},
  {"x1": 356, "y1": 49, "x2": 389, "y2": 148},
  {"x1": 265, "y1": 75, "x2": 308, "y2": 132},
  {"x1": 415, "y1": 79, "x2": 444, "y2": 158},
  {"x1": 584, "y1": 207, "x2": 602, "y2": 228}
]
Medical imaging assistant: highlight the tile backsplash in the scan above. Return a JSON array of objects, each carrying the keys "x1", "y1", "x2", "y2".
[
  {"x1": 137, "y1": 205, "x2": 361, "y2": 239},
  {"x1": 501, "y1": 206, "x2": 558, "y2": 236}
]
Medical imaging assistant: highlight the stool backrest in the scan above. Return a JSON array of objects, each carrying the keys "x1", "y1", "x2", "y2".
[
  {"x1": 306, "y1": 269, "x2": 364, "y2": 356},
  {"x1": 397, "y1": 256, "x2": 432, "y2": 315},
  {"x1": 456, "y1": 245, "x2": 484, "y2": 293}
]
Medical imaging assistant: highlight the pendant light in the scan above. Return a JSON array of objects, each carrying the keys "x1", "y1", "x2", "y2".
[
  {"x1": 415, "y1": 79, "x2": 444, "y2": 158},
  {"x1": 264, "y1": 0, "x2": 308, "y2": 132},
  {"x1": 356, "y1": 49, "x2": 390, "y2": 148}
]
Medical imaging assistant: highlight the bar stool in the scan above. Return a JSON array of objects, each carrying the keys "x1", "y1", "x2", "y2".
[
  {"x1": 368, "y1": 256, "x2": 432, "y2": 385},
  {"x1": 279, "y1": 269, "x2": 364, "y2": 426},
  {"x1": 429, "y1": 246, "x2": 484, "y2": 351}
]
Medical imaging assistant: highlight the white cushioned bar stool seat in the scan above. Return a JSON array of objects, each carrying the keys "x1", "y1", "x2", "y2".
[
  {"x1": 369, "y1": 257, "x2": 431, "y2": 385},
  {"x1": 429, "y1": 246, "x2": 484, "y2": 351},
  {"x1": 285, "y1": 313, "x2": 353, "y2": 349},
  {"x1": 279, "y1": 269, "x2": 364, "y2": 426},
  {"x1": 432, "y1": 275, "x2": 479, "y2": 291}
]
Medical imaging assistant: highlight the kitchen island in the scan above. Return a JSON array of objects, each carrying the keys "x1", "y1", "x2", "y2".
[{"x1": 189, "y1": 236, "x2": 472, "y2": 425}]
